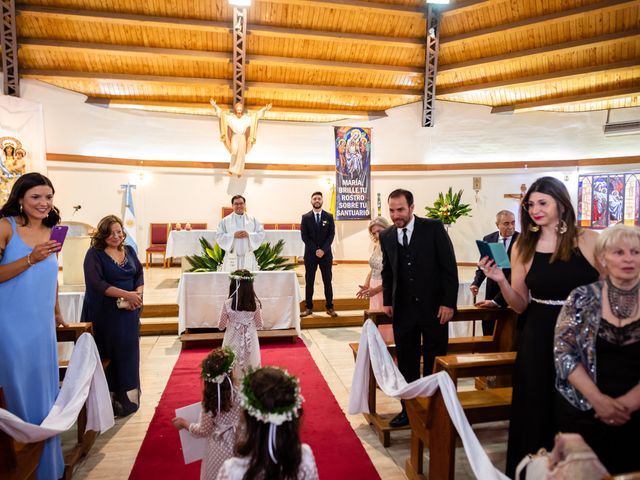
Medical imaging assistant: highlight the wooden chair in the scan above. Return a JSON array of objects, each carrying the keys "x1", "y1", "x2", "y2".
[
  {"x1": 221, "y1": 207, "x2": 233, "y2": 218},
  {"x1": 0, "y1": 387, "x2": 45, "y2": 480},
  {"x1": 405, "y1": 352, "x2": 516, "y2": 480},
  {"x1": 145, "y1": 223, "x2": 169, "y2": 268},
  {"x1": 349, "y1": 307, "x2": 517, "y2": 447}
]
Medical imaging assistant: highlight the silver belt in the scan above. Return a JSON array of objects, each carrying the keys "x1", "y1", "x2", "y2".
[{"x1": 531, "y1": 297, "x2": 566, "y2": 306}]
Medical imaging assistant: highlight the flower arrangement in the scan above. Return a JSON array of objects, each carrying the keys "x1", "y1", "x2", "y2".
[{"x1": 425, "y1": 187, "x2": 472, "y2": 225}]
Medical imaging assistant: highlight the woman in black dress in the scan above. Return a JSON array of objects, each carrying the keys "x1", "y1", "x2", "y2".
[
  {"x1": 554, "y1": 224, "x2": 640, "y2": 474},
  {"x1": 82, "y1": 215, "x2": 144, "y2": 416},
  {"x1": 479, "y1": 177, "x2": 599, "y2": 477}
]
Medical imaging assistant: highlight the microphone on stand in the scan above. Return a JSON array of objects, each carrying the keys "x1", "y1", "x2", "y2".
[{"x1": 72, "y1": 205, "x2": 82, "y2": 215}]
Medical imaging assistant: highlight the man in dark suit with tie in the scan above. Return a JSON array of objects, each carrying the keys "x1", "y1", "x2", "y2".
[
  {"x1": 300, "y1": 191, "x2": 337, "y2": 317},
  {"x1": 380, "y1": 189, "x2": 458, "y2": 427},
  {"x1": 470, "y1": 210, "x2": 519, "y2": 335}
]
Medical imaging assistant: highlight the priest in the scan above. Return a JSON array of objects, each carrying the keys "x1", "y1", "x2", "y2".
[{"x1": 216, "y1": 195, "x2": 265, "y2": 271}]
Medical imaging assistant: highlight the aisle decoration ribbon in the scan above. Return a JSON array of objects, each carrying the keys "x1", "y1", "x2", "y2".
[
  {"x1": 348, "y1": 320, "x2": 508, "y2": 480},
  {"x1": 0, "y1": 333, "x2": 114, "y2": 443}
]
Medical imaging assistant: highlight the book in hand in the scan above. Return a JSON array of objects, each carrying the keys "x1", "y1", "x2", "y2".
[{"x1": 476, "y1": 240, "x2": 511, "y2": 269}]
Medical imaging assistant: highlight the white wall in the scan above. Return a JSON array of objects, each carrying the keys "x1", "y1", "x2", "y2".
[{"x1": 16, "y1": 79, "x2": 640, "y2": 262}]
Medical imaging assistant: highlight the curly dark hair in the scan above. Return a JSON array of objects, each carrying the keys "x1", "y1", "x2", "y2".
[
  {"x1": 236, "y1": 367, "x2": 303, "y2": 480},
  {"x1": 228, "y1": 269, "x2": 262, "y2": 312},
  {"x1": 90, "y1": 215, "x2": 127, "y2": 251},
  {"x1": 200, "y1": 349, "x2": 235, "y2": 416},
  {"x1": 0, "y1": 173, "x2": 61, "y2": 227}
]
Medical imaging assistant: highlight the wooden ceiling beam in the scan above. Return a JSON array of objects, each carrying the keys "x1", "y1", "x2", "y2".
[
  {"x1": 255, "y1": 0, "x2": 424, "y2": 16},
  {"x1": 86, "y1": 97, "x2": 385, "y2": 119},
  {"x1": 437, "y1": 60, "x2": 639, "y2": 96},
  {"x1": 20, "y1": 69, "x2": 421, "y2": 96},
  {"x1": 444, "y1": 0, "x2": 492, "y2": 14},
  {"x1": 491, "y1": 87, "x2": 640, "y2": 114},
  {"x1": 17, "y1": 5, "x2": 424, "y2": 49},
  {"x1": 440, "y1": 31, "x2": 640, "y2": 73},
  {"x1": 17, "y1": 5, "x2": 231, "y2": 33},
  {"x1": 440, "y1": 0, "x2": 640, "y2": 46},
  {"x1": 245, "y1": 81, "x2": 422, "y2": 96},
  {"x1": 18, "y1": 38, "x2": 423, "y2": 75}
]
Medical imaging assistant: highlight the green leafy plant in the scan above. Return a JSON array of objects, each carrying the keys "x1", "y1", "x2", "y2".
[
  {"x1": 185, "y1": 238, "x2": 226, "y2": 272},
  {"x1": 425, "y1": 187, "x2": 472, "y2": 225},
  {"x1": 254, "y1": 239, "x2": 296, "y2": 271},
  {"x1": 185, "y1": 237, "x2": 295, "y2": 272}
]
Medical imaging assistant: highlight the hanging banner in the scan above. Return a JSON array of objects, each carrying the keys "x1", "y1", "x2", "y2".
[{"x1": 334, "y1": 126, "x2": 371, "y2": 221}]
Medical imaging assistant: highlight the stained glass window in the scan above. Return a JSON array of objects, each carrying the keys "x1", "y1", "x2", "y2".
[{"x1": 578, "y1": 172, "x2": 640, "y2": 228}]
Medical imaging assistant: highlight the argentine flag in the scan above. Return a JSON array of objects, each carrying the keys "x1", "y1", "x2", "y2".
[{"x1": 121, "y1": 184, "x2": 138, "y2": 253}]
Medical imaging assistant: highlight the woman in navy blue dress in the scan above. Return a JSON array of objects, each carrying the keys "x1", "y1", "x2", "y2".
[{"x1": 82, "y1": 215, "x2": 144, "y2": 417}]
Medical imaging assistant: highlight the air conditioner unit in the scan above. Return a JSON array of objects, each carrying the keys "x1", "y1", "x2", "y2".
[{"x1": 603, "y1": 120, "x2": 640, "y2": 137}]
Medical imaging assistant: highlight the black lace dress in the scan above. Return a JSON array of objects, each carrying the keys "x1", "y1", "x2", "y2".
[
  {"x1": 505, "y1": 251, "x2": 599, "y2": 477},
  {"x1": 556, "y1": 318, "x2": 640, "y2": 475}
]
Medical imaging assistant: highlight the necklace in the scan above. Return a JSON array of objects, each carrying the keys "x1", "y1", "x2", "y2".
[
  {"x1": 105, "y1": 249, "x2": 127, "y2": 267},
  {"x1": 606, "y1": 277, "x2": 640, "y2": 320}
]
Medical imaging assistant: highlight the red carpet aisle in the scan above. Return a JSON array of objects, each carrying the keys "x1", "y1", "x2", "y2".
[{"x1": 129, "y1": 339, "x2": 380, "y2": 479}]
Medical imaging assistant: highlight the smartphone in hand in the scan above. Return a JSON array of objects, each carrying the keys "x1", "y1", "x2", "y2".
[{"x1": 49, "y1": 225, "x2": 69, "y2": 252}]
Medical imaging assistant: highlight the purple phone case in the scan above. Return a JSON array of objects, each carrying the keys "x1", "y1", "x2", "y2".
[{"x1": 50, "y1": 226, "x2": 69, "y2": 249}]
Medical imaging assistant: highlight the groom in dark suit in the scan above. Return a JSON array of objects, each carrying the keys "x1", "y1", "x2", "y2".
[
  {"x1": 300, "y1": 191, "x2": 337, "y2": 317},
  {"x1": 380, "y1": 189, "x2": 458, "y2": 427},
  {"x1": 470, "y1": 210, "x2": 519, "y2": 335}
]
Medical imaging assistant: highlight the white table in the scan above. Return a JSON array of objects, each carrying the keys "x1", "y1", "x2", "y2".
[
  {"x1": 57, "y1": 292, "x2": 85, "y2": 361},
  {"x1": 177, "y1": 271, "x2": 301, "y2": 334},
  {"x1": 166, "y1": 230, "x2": 305, "y2": 258}
]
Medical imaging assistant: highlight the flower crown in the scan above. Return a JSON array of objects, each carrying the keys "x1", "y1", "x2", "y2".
[
  {"x1": 238, "y1": 367, "x2": 304, "y2": 426},
  {"x1": 201, "y1": 347, "x2": 236, "y2": 384},
  {"x1": 229, "y1": 270, "x2": 256, "y2": 282}
]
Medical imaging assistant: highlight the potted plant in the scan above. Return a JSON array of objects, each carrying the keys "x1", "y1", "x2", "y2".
[{"x1": 425, "y1": 187, "x2": 472, "y2": 227}]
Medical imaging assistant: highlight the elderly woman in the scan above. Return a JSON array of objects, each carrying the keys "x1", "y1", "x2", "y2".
[
  {"x1": 81, "y1": 215, "x2": 144, "y2": 417},
  {"x1": 554, "y1": 224, "x2": 640, "y2": 474},
  {"x1": 356, "y1": 216, "x2": 393, "y2": 342}
]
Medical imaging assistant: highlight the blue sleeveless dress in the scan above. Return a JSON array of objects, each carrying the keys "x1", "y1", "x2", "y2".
[{"x1": 0, "y1": 217, "x2": 64, "y2": 479}]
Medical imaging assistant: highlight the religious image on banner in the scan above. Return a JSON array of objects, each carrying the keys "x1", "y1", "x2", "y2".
[
  {"x1": 0, "y1": 137, "x2": 27, "y2": 205},
  {"x1": 121, "y1": 183, "x2": 138, "y2": 253},
  {"x1": 578, "y1": 172, "x2": 640, "y2": 228},
  {"x1": 334, "y1": 126, "x2": 371, "y2": 220}
]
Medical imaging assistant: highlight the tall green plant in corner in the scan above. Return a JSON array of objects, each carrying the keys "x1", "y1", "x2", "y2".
[{"x1": 425, "y1": 187, "x2": 472, "y2": 225}]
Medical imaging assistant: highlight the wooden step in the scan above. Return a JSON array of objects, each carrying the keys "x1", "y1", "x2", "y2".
[
  {"x1": 140, "y1": 317, "x2": 178, "y2": 336},
  {"x1": 141, "y1": 303, "x2": 178, "y2": 318},
  {"x1": 180, "y1": 328, "x2": 298, "y2": 345},
  {"x1": 300, "y1": 310, "x2": 363, "y2": 328},
  {"x1": 300, "y1": 298, "x2": 368, "y2": 312}
]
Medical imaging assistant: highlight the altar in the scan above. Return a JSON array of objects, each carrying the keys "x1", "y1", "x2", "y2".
[
  {"x1": 166, "y1": 229, "x2": 305, "y2": 259},
  {"x1": 177, "y1": 271, "x2": 301, "y2": 334}
]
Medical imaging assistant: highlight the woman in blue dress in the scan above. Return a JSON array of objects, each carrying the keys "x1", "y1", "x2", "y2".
[
  {"x1": 81, "y1": 215, "x2": 144, "y2": 417},
  {"x1": 0, "y1": 173, "x2": 65, "y2": 479}
]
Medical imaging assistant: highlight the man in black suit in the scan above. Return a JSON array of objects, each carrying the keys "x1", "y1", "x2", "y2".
[
  {"x1": 470, "y1": 210, "x2": 519, "y2": 335},
  {"x1": 380, "y1": 189, "x2": 458, "y2": 427},
  {"x1": 300, "y1": 191, "x2": 337, "y2": 317}
]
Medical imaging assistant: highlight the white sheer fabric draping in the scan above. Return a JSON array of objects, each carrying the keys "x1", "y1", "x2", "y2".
[
  {"x1": 0, "y1": 333, "x2": 114, "y2": 443},
  {"x1": 348, "y1": 320, "x2": 508, "y2": 480}
]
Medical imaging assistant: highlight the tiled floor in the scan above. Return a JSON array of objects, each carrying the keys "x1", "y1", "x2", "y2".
[{"x1": 61, "y1": 264, "x2": 508, "y2": 479}]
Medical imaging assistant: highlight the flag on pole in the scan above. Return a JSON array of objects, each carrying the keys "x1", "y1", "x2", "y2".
[{"x1": 121, "y1": 184, "x2": 138, "y2": 253}]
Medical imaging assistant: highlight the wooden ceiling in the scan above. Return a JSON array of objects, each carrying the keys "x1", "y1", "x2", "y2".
[{"x1": 14, "y1": 0, "x2": 640, "y2": 122}]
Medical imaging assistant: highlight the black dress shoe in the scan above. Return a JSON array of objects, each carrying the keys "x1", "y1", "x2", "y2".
[
  {"x1": 389, "y1": 410, "x2": 409, "y2": 428},
  {"x1": 300, "y1": 308, "x2": 313, "y2": 317}
]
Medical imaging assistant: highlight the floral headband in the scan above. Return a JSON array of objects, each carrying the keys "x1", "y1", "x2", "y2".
[
  {"x1": 229, "y1": 270, "x2": 256, "y2": 282},
  {"x1": 238, "y1": 367, "x2": 304, "y2": 426},
  {"x1": 201, "y1": 347, "x2": 236, "y2": 384}
]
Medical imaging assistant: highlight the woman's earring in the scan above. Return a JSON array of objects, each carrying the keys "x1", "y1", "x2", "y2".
[
  {"x1": 556, "y1": 220, "x2": 568, "y2": 235},
  {"x1": 528, "y1": 224, "x2": 540, "y2": 232},
  {"x1": 19, "y1": 204, "x2": 23, "y2": 213},
  {"x1": 601, "y1": 262, "x2": 607, "y2": 269}
]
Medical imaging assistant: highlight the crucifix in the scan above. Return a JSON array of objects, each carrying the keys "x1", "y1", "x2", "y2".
[{"x1": 504, "y1": 183, "x2": 527, "y2": 201}]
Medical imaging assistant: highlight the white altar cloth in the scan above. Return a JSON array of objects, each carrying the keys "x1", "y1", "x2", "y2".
[
  {"x1": 0, "y1": 333, "x2": 114, "y2": 443},
  {"x1": 166, "y1": 230, "x2": 305, "y2": 259},
  {"x1": 349, "y1": 320, "x2": 508, "y2": 480},
  {"x1": 58, "y1": 291, "x2": 85, "y2": 324},
  {"x1": 177, "y1": 271, "x2": 301, "y2": 334}
]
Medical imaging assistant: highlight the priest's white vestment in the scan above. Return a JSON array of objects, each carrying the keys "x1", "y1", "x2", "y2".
[{"x1": 216, "y1": 213, "x2": 265, "y2": 271}]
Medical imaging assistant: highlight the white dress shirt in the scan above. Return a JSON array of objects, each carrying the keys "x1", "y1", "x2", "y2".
[{"x1": 396, "y1": 215, "x2": 416, "y2": 245}]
